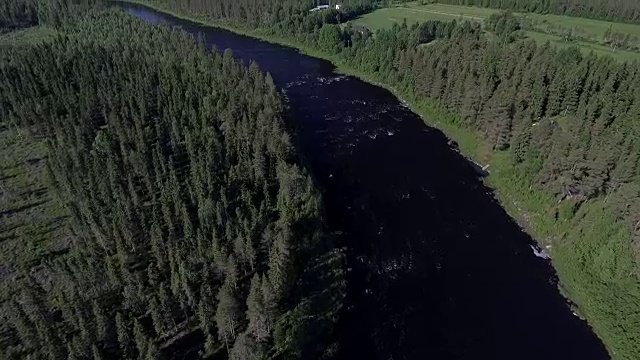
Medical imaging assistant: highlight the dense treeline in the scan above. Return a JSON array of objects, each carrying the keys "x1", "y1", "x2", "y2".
[
  {"x1": 153, "y1": 0, "x2": 378, "y2": 31},
  {"x1": 138, "y1": 0, "x2": 640, "y2": 358},
  {"x1": 0, "y1": 0, "x2": 38, "y2": 30},
  {"x1": 434, "y1": 0, "x2": 640, "y2": 24},
  {"x1": 0, "y1": 0, "x2": 97, "y2": 31},
  {"x1": 352, "y1": 22, "x2": 640, "y2": 205},
  {"x1": 0, "y1": 9, "x2": 343, "y2": 360}
]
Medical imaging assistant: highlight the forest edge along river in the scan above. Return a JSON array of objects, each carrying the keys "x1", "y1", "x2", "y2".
[{"x1": 119, "y1": 3, "x2": 610, "y2": 359}]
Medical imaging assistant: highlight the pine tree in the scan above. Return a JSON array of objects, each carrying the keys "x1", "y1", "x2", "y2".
[
  {"x1": 134, "y1": 319, "x2": 148, "y2": 357},
  {"x1": 92, "y1": 300, "x2": 111, "y2": 345},
  {"x1": 215, "y1": 281, "x2": 241, "y2": 350},
  {"x1": 267, "y1": 227, "x2": 293, "y2": 298},
  {"x1": 461, "y1": 72, "x2": 481, "y2": 125},
  {"x1": 115, "y1": 312, "x2": 132, "y2": 358},
  {"x1": 546, "y1": 75, "x2": 565, "y2": 117},
  {"x1": 4, "y1": 301, "x2": 39, "y2": 351},
  {"x1": 145, "y1": 339, "x2": 161, "y2": 360},
  {"x1": 197, "y1": 296, "x2": 215, "y2": 335},
  {"x1": 246, "y1": 274, "x2": 269, "y2": 341},
  {"x1": 511, "y1": 115, "x2": 533, "y2": 164},
  {"x1": 260, "y1": 275, "x2": 278, "y2": 334},
  {"x1": 229, "y1": 332, "x2": 264, "y2": 360},
  {"x1": 225, "y1": 254, "x2": 239, "y2": 288},
  {"x1": 149, "y1": 295, "x2": 165, "y2": 337},
  {"x1": 92, "y1": 345, "x2": 106, "y2": 360},
  {"x1": 204, "y1": 332, "x2": 218, "y2": 355}
]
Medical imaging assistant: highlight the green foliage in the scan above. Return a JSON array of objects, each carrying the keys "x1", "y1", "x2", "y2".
[
  {"x1": 0, "y1": 0, "x2": 98, "y2": 31},
  {"x1": 485, "y1": 11, "x2": 520, "y2": 41},
  {"x1": 0, "y1": 6, "x2": 343, "y2": 360},
  {"x1": 229, "y1": 332, "x2": 266, "y2": 360},
  {"x1": 555, "y1": 203, "x2": 640, "y2": 356},
  {"x1": 0, "y1": 0, "x2": 39, "y2": 30},
  {"x1": 318, "y1": 24, "x2": 343, "y2": 53},
  {"x1": 246, "y1": 275, "x2": 269, "y2": 342},
  {"x1": 215, "y1": 283, "x2": 241, "y2": 349}
]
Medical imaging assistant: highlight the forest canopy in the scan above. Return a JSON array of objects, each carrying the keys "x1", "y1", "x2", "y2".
[
  {"x1": 0, "y1": 0, "x2": 98, "y2": 31},
  {"x1": 0, "y1": 7, "x2": 344, "y2": 360}
]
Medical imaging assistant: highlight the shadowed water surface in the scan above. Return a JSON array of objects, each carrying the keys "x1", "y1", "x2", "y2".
[{"x1": 121, "y1": 4, "x2": 609, "y2": 359}]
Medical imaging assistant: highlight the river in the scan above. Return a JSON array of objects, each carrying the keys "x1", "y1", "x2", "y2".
[{"x1": 121, "y1": 4, "x2": 609, "y2": 360}]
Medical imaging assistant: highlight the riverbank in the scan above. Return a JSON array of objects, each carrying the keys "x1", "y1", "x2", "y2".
[
  {"x1": 121, "y1": 1, "x2": 483, "y2": 169},
  {"x1": 120, "y1": 2, "x2": 640, "y2": 358}
]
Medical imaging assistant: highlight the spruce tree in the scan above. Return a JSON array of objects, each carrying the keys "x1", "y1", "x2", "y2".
[{"x1": 215, "y1": 281, "x2": 241, "y2": 351}]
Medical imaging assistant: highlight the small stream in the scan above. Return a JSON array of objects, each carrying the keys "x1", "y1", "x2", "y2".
[{"x1": 122, "y1": 4, "x2": 609, "y2": 359}]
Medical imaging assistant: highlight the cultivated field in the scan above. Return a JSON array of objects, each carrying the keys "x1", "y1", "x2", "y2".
[{"x1": 353, "y1": 2, "x2": 640, "y2": 62}]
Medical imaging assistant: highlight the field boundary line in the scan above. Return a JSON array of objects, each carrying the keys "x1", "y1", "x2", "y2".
[{"x1": 397, "y1": 7, "x2": 484, "y2": 21}]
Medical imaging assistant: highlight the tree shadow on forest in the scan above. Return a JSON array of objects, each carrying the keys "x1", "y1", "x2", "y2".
[
  {"x1": 0, "y1": 233, "x2": 17, "y2": 243},
  {"x1": 0, "y1": 173, "x2": 17, "y2": 182},
  {"x1": 18, "y1": 186, "x2": 48, "y2": 199},
  {"x1": 0, "y1": 200, "x2": 48, "y2": 218}
]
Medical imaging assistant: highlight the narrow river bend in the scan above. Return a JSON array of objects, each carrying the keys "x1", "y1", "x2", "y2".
[{"x1": 122, "y1": 4, "x2": 609, "y2": 359}]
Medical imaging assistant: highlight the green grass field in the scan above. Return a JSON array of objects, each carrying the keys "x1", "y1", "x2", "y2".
[
  {"x1": 522, "y1": 12, "x2": 640, "y2": 41},
  {"x1": 353, "y1": 2, "x2": 640, "y2": 62},
  {"x1": 353, "y1": 3, "x2": 487, "y2": 32},
  {"x1": 524, "y1": 31, "x2": 640, "y2": 62}
]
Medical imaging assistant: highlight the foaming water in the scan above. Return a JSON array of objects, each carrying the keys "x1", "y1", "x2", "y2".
[{"x1": 120, "y1": 3, "x2": 610, "y2": 360}]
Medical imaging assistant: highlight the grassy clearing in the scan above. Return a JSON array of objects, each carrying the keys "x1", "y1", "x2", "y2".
[
  {"x1": 522, "y1": 12, "x2": 640, "y2": 42},
  {"x1": 352, "y1": 4, "x2": 485, "y2": 32},
  {"x1": 0, "y1": 26, "x2": 56, "y2": 48},
  {"x1": 352, "y1": 2, "x2": 640, "y2": 62},
  {"x1": 525, "y1": 31, "x2": 640, "y2": 62}
]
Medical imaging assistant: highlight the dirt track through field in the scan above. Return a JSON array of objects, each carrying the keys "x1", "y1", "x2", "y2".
[{"x1": 397, "y1": 7, "x2": 485, "y2": 21}]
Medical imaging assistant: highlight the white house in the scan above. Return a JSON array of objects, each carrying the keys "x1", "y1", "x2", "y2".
[
  {"x1": 310, "y1": 4, "x2": 329, "y2": 12},
  {"x1": 309, "y1": 4, "x2": 342, "y2": 12}
]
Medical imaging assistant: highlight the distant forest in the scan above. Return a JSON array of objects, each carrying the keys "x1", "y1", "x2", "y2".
[
  {"x1": 0, "y1": 2, "x2": 343, "y2": 360},
  {"x1": 0, "y1": 0, "x2": 89, "y2": 30},
  {"x1": 434, "y1": 0, "x2": 640, "y2": 23},
  {"x1": 139, "y1": 0, "x2": 640, "y2": 359}
]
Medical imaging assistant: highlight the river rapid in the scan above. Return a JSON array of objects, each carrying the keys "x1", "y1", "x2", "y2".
[{"x1": 122, "y1": 4, "x2": 609, "y2": 359}]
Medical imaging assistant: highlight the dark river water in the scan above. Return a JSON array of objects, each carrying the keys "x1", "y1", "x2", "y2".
[{"x1": 121, "y1": 4, "x2": 609, "y2": 360}]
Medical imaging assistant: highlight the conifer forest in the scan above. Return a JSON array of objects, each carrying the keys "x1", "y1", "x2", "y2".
[
  {"x1": 1, "y1": 1, "x2": 344, "y2": 359},
  {"x1": 2, "y1": 0, "x2": 640, "y2": 359}
]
